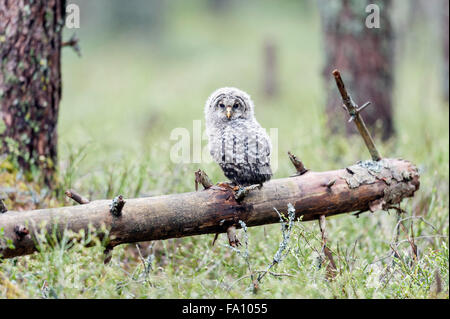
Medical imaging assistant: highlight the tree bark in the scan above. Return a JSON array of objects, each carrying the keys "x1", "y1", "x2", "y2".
[
  {"x1": 318, "y1": 0, "x2": 395, "y2": 140},
  {"x1": 0, "y1": 158, "x2": 419, "y2": 259},
  {"x1": 0, "y1": 0, "x2": 65, "y2": 185}
]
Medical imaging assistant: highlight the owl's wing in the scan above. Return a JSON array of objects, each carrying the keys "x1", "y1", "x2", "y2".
[
  {"x1": 207, "y1": 128, "x2": 223, "y2": 163},
  {"x1": 260, "y1": 130, "x2": 272, "y2": 165},
  {"x1": 245, "y1": 126, "x2": 271, "y2": 166}
]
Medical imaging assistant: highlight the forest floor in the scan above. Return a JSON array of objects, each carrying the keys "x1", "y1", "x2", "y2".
[{"x1": 0, "y1": 2, "x2": 448, "y2": 298}]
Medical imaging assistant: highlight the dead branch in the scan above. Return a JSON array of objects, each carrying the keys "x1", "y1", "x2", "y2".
[
  {"x1": 0, "y1": 158, "x2": 419, "y2": 259},
  {"x1": 288, "y1": 151, "x2": 308, "y2": 176},
  {"x1": 62, "y1": 33, "x2": 81, "y2": 57},
  {"x1": 195, "y1": 169, "x2": 213, "y2": 190},
  {"x1": 319, "y1": 215, "x2": 337, "y2": 279},
  {"x1": 65, "y1": 189, "x2": 90, "y2": 205},
  {"x1": 332, "y1": 69, "x2": 382, "y2": 161}
]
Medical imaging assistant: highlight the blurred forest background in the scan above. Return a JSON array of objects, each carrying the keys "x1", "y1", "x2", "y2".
[{"x1": 0, "y1": 0, "x2": 448, "y2": 298}]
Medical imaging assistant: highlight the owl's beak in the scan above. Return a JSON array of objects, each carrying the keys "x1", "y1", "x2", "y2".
[{"x1": 226, "y1": 106, "x2": 232, "y2": 119}]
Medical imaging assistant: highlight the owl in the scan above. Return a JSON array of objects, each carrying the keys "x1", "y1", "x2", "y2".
[{"x1": 205, "y1": 87, "x2": 272, "y2": 187}]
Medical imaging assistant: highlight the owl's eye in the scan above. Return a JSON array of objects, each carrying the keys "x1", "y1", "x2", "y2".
[
  {"x1": 233, "y1": 103, "x2": 240, "y2": 109},
  {"x1": 219, "y1": 103, "x2": 225, "y2": 108}
]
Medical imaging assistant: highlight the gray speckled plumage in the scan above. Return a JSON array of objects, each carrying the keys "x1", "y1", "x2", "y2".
[{"x1": 205, "y1": 87, "x2": 272, "y2": 186}]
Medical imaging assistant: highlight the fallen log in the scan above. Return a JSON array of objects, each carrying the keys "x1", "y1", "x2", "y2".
[{"x1": 0, "y1": 158, "x2": 419, "y2": 259}]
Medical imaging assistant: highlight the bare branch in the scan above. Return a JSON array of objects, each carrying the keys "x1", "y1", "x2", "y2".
[
  {"x1": 319, "y1": 214, "x2": 337, "y2": 279},
  {"x1": 62, "y1": 33, "x2": 81, "y2": 57},
  {"x1": 288, "y1": 151, "x2": 308, "y2": 175},
  {"x1": 65, "y1": 189, "x2": 90, "y2": 205},
  {"x1": 195, "y1": 169, "x2": 213, "y2": 190},
  {"x1": 0, "y1": 159, "x2": 420, "y2": 259},
  {"x1": 332, "y1": 69, "x2": 382, "y2": 161},
  {"x1": 257, "y1": 204, "x2": 296, "y2": 283}
]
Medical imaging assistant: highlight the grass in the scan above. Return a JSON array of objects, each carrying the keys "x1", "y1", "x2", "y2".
[{"x1": 0, "y1": 0, "x2": 448, "y2": 298}]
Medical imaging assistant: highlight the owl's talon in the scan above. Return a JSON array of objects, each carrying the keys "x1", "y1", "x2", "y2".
[{"x1": 216, "y1": 182, "x2": 234, "y2": 190}]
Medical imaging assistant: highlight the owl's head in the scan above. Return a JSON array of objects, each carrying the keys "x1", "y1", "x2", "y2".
[{"x1": 205, "y1": 87, "x2": 255, "y2": 124}]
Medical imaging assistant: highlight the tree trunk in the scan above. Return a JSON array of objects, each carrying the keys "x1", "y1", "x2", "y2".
[
  {"x1": 318, "y1": 0, "x2": 395, "y2": 140},
  {"x1": 263, "y1": 38, "x2": 278, "y2": 98},
  {"x1": 0, "y1": 158, "x2": 419, "y2": 259},
  {"x1": 0, "y1": 0, "x2": 65, "y2": 185}
]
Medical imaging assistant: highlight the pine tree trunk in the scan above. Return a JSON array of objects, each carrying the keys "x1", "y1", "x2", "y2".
[
  {"x1": 318, "y1": 0, "x2": 395, "y2": 140},
  {"x1": 0, "y1": 0, "x2": 65, "y2": 185}
]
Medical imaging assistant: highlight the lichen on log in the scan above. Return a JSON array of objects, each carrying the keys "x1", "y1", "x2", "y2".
[{"x1": 341, "y1": 159, "x2": 419, "y2": 212}]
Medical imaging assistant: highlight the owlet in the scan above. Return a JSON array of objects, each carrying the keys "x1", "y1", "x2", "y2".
[{"x1": 205, "y1": 87, "x2": 272, "y2": 187}]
